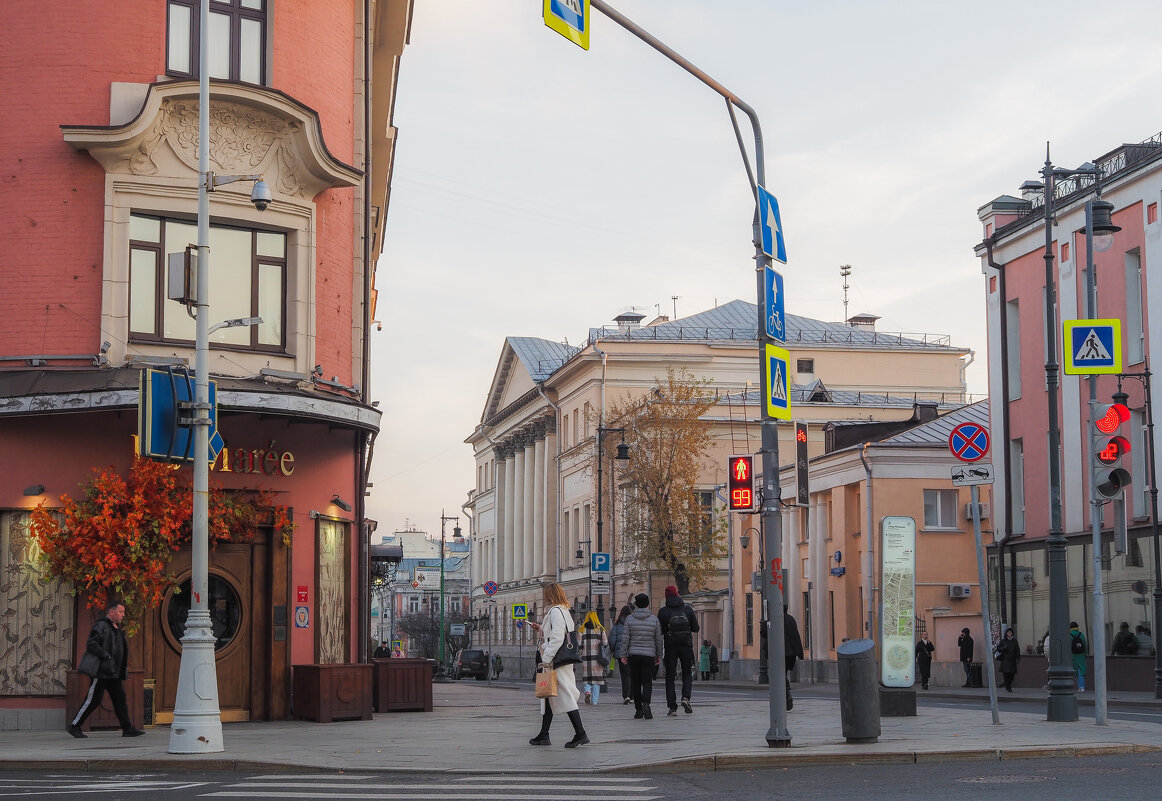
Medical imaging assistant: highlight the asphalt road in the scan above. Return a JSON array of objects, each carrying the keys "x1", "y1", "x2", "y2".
[{"x1": 2, "y1": 752, "x2": 1160, "y2": 801}]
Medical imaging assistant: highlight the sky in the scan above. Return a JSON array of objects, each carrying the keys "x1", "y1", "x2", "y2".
[{"x1": 365, "y1": 0, "x2": 1162, "y2": 534}]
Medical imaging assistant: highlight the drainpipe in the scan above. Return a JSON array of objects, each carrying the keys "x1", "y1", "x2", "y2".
[
  {"x1": 858, "y1": 443, "x2": 876, "y2": 643},
  {"x1": 536, "y1": 386, "x2": 563, "y2": 583},
  {"x1": 985, "y1": 235, "x2": 1015, "y2": 629}
]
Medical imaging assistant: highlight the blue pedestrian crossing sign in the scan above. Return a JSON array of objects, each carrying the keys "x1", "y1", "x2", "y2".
[
  {"x1": 757, "y1": 185, "x2": 787, "y2": 264},
  {"x1": 764, "y1": 267, "x2": 785, "y2": 342},
  {"x1": 543, "y1": 0, "x2": 589, "y2": 50},
  {"x1": 765, "y1": 343, "x2": 792, "y2": 420},
  {"x1": 512, "y1": 604, "x2": 528, "y2": 620},
  {"x1": 591, "y1": 552, "x2": 610, "y2": 573},
  {"x1": 1063, "y1": 319, "x2": 1122, "y2": 375}
]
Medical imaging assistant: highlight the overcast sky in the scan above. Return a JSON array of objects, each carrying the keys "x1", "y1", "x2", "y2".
[{"x1": 365, "y1": 0, "x2": 1162, "y2": 535}]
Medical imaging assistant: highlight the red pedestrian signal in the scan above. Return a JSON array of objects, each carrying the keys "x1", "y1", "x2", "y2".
[{"x1": 727, "y1": 455, "x2": 755, "y2": 511}]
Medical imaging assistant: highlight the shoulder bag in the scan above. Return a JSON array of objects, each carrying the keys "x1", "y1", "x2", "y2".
[{"x1": 551, "y1": 608, "x2": 583, "y2": 669}]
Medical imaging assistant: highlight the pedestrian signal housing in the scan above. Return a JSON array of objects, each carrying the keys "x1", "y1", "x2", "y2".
[{"x1": 727, "y1": 455, "x2": 755, "y2": 512}]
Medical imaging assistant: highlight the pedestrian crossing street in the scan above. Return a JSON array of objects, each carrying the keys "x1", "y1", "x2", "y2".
[{"x1": 203, "y1": 774, "x2": 662, "y2": 800}]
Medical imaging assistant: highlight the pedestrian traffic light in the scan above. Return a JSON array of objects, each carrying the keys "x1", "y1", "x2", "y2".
[
  {"x1": 1093, "y1": 401, "x2": 1132, "y2": 499},
  {"x1": 727, "y1": 455, "x2": 755, "y2": 511},
  {"x1": 794, "y1": 420, "x2": 809, "y2": 506}
]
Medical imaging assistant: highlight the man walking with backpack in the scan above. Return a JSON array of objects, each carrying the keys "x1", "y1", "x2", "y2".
[
  {"x1": 658, "y1": 585, "x2": 699, "y2": 716},
  {"x1": 1069, "y1": 621, "x2": 1088, "y2": 691}
]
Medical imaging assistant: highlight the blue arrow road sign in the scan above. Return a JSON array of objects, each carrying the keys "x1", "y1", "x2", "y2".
[
  {"x1": 765, "y1": 267, "x2": 785, "y2": 342},
  {"x1": 757, "y1": 185, "x2": 787, "y2": 264},
  {"x1": 591, "y1": 552, "x2": 610, "y2": 573}
]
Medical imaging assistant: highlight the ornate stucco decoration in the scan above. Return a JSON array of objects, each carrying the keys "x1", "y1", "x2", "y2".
[{"x1": 61, "y1": 81, "x2": 361, "y2": 199}]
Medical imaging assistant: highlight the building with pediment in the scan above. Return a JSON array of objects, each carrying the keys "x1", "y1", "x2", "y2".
[
  {"x1": 0, "y1": 1, "x2": 412, "y2": 728},
  {"x1": 465, "y1": 300, "x2": 975, "y2": 677}
]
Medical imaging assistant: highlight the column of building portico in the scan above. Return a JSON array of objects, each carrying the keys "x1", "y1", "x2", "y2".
[
  {"x1": 541, "y1": 420, "x2": 558, "y2": 577},
  {"x1": 523, "y1": 434, "x2": 536, "y2": 582},
  {"x1": 785, "y1": 506, "x2": 803, "y2": 634},
  {"x1": 502, "y1": 446, "x2": 516, "y2": 584},
  {"x1": 531, "y1": 423, "x2": 547, "y2": 581},
  {"x1": 512, "y1": 443, "x2": 526, "y2": 582}
]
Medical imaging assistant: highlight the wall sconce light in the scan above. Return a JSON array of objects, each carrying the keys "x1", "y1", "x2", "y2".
[
  {"x1": 23, "y1": 484, "x2": 46, "y2": 496},
  {"x1": 331, "y1": 494, "x2": 352, "y2": 512}
]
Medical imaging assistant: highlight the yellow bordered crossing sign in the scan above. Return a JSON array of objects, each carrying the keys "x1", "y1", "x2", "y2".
[
  {"x1": 765, "y1": 343, "x2": 792, "y2": 420},
  {"x1": 543, "y1": 0, "x2": 590, "y2": 50},
  {"x1": 512, "y1": 604, "x2": 528, "y2": 620},
  {"x1": 1063, "y1": 319, "x2": 1122, "y2": 375}
]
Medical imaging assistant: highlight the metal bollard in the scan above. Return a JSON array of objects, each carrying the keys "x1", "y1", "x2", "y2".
[{"x1": 837, "y1": 638, "x2": 881, "y2": 743}]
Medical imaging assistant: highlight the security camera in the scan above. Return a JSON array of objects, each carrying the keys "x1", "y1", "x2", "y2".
[{"x1": 251, "y1": 181, "x2": 272, "y2": 212}]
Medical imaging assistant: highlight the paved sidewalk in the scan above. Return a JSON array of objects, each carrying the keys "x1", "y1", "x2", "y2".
[{"x1": 4, "y1": 680, "x2": 1160, "y2": 775}]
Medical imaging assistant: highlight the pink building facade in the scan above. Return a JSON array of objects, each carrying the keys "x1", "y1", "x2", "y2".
[
  {"x1": 976, "y1": 133, "x2": 1162, "y2": 687},
  {"x1": 0, "y1": 1, "x2": 411, "y2": 728}
]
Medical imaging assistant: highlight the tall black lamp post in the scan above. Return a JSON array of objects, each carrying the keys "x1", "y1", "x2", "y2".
[
  {"x1": 595, "y1": 425, "x2": 629, "y2": 623},
  {"x1": 1036, "y1": 150, "x2": 1105, "y2": 722}
]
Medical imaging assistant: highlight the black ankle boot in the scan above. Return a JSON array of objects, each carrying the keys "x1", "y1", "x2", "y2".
[
  {"x1": 564, "y1": 710, "x2": 588, "y2": 748},
  {"x1": 529, "y1": 709, "x2": 552, "y2": 745}
]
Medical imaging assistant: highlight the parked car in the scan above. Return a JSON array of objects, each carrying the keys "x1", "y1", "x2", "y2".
[{"x1": 457, "y1": 648, "x2": 488, "y2": 680}]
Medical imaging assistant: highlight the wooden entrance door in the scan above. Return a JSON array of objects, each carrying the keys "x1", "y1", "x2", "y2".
[{"x1": 153, "y1": 540, "x2": 269, "y2": 723}]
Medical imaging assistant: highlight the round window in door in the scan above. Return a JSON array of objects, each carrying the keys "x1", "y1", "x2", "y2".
[{"x1": 166, "y1": 574, "x2": 242, "y2": 653}]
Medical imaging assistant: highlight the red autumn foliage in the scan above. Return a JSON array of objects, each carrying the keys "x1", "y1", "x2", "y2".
[{"x1": 29, "y1": 457, "x2": 294, "y2": 630}]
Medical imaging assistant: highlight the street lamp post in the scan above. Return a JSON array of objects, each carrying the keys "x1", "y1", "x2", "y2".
[
  {"x1": 438, "y1": 512, "x2": 459, "y2": 677},
  {"x1": 1038, "y1": 149, "x2": 1103, "y2": 723},
  {"x1": 595, "y1": 425, "x2": 629, "y2": 623},
  {"x1": 169, "y1": 0, "x2": 268, "y2": 755}
]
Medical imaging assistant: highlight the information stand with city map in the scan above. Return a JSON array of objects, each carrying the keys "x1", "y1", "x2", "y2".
[{"x1": 880, "y1": 516, "x2": 916, "y2": 688}]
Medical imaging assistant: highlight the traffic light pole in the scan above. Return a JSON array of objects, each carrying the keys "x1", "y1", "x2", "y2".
[
  {"x1": 1082, "y1": 199, "x2": 1109, "y2": 724},
  {"x1": 588, "y1": 0, "x2": 787, "y2": 746}
]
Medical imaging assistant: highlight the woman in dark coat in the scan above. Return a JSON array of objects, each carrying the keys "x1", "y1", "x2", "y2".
[
  {"x1": 915, "y1": 634, "x2": 935, "y2": 690},
  {"x1": 996, "y1": 627, "x2": 1021, "y2": 692}
]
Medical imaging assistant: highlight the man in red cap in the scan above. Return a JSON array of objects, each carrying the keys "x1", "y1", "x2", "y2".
[{"x1": 657, "y1": 585, "x2": 699, "y2": 716}]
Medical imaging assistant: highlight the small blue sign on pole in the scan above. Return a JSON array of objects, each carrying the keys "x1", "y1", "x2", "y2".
[
  {"x1": 757, "y1": 185, "x2": 787, "y2": 264},
  {"x1": 591, "y1": 552, "x2": 610, "y2": 573},
  {"x1": 138, "y1": 368, "x2": 223, "y2": 464},
  {"x1": 764, "y1": 267, "x2": 785, "y2": 342}
]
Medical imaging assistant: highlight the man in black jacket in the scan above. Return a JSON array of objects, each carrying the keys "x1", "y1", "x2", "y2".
[
  {"x1": 658, "y1": 585, "x2": 699, "y2": 716},
  {"x1": 784, "y1": 606, "x2": 805, "y2": 710},
  {"x1": 958, "y1": 627, "x2": 975, "y2": 687},
  {"x1": 67, "y1": 601, "x2": 144, "y2": 738}
]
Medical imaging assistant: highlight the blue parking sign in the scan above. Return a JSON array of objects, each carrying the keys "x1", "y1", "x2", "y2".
[{"x1": 591, "y1": 552, "x2": 610, "y2": 573}]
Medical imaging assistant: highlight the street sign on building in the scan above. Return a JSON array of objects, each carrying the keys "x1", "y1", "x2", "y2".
[{"x1": 1063, "y1": 319, "x2": 1122, "y2": 375}]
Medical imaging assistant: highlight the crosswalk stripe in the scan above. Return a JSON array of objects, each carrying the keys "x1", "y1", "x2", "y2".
[
  {"x1": 226, "y1": 782, "x2": 654, "y2": 791},
  {"x1": 204, "y1": 795, "x2": 660, "y2": 801}
]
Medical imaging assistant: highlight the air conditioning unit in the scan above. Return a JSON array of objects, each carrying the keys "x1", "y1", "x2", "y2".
[
  {"x1": 964, "y1": 502, "x2": 991, "y2": 520},
  {"x1": 948, "y1": 583, "x2": 972, "y2": 599}
]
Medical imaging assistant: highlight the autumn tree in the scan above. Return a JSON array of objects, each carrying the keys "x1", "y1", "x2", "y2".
[{"x1": 603, "y1": 367, "x2": 726, "y2": 595}]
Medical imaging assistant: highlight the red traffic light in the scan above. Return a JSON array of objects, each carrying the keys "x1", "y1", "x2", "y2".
[
  {"x1": 727, "y1": 455, "x2": 755, "y2": 511},
  {"x1": 1095, "y1": 403, "x2": 1130, "y2": 434}
]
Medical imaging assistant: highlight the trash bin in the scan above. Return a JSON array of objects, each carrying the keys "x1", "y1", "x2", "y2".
[
  {"x1": 969, "y1": 662, "x2": 983, "y2": 688},
  {"x1": 836, "y1": 638, "x2": 880, "y2": 743}
]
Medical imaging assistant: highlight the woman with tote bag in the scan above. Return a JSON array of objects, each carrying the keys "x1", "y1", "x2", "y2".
[{"x1": 526, "y1": 583, "x2": 588, "y2": 747}]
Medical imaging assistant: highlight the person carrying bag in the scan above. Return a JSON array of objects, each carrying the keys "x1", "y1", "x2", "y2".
[{"x1": 526, "y1": 583, "x2": 588, "y2": 748}]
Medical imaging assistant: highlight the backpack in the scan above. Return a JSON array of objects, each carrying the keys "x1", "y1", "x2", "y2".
[
  {"x1": 1070, "y1": 631, "x2": 1085, "y2": 654},
  {"x1": 667, "y1": 609, "x2": 693, "y2": 647}
]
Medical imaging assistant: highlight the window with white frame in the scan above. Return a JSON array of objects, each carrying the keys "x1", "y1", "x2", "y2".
[
  {"x1": 1010, "y1": 439, "x2": 1025, "y2": 534},
  {"x1": 922, "y1": 489, "x2": 959, "y2": 529},
  {"x1": 129, "y1": 213, "x2": 285, "y2": 351},
  {"x1": 167, "y1": 0, "x2": 268, "y2": 85},
  {"x1": 1126, "y1": 249, "x2": 1144, "y2": 365},
  {"x1": 1005, "y1": 299, "x2": 1021, "y2": 400}
]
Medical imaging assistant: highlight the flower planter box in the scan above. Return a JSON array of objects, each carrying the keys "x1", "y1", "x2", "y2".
[
  {"x1": 292, "y1": 664, "x2": 372, "y2": 723},
  {"x1": 371, "y1": 658, "x2": 434, "y2": 713},
  {"x1": 65, "y1": 670, "x2": 145, "y2": 731}
]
